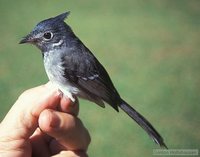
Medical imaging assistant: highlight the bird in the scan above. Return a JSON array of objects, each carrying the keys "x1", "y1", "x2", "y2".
[{"x1": 19, "y1": 11, "x2": 167, "y2": 148}]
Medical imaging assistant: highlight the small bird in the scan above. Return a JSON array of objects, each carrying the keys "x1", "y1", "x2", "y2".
[{"x1": 20, "y1": 12, "x2": 167, "y2": 148}]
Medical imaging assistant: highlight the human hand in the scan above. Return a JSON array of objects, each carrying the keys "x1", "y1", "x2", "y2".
[{"x1": 0, "y1": 82, "x2": 90, "y2": 157}]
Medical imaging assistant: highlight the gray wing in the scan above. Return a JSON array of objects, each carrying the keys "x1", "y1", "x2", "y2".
[{"x1": 60, "y1": 46, "x2": 120, "y2": 111}]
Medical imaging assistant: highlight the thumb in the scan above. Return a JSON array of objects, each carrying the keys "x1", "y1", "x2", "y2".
[{"x1": 0, "y1": 82, "x2": 61, "y2": 140}]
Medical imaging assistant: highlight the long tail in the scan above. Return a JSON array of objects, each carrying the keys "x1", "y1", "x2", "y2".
[{"x1": 119, "y1": 99, "x2": 167, "y2": 148}]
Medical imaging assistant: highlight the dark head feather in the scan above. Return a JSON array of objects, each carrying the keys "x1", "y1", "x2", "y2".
[
  {"x1": 34, "y1": 11, "x2": 70, "y2": 31},
  {"x1": 53, "y1": 11, "x2": 70, "y2": 22}
]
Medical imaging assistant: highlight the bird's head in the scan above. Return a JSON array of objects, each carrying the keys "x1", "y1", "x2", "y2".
[{"x1": 19, "y1": 12, "x2": 71, "y2": 52}]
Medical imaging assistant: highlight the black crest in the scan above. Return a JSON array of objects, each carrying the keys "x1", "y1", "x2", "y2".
[
  {"x1": 33, "y1": 11, "x2": 71, "y2": 31},
  {"x1": 53, "y1": 11, "x2": 70, "y2": 22}
]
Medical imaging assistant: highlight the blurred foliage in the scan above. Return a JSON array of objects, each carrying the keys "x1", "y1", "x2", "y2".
[{"x1": 0, "y1": 0, "x2": 200, "y2": 156}]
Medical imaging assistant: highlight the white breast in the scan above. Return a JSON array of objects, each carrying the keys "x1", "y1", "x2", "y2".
[{"x1": 43, "y1": 50, "x2": 79, "y2": 102}]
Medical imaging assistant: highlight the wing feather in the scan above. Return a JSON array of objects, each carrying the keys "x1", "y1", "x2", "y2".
[{"x1": 60, "y1": 43, "x2": 120, "y2": 111}]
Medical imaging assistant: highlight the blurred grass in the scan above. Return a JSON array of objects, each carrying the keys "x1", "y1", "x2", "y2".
[{"x1": 0, "y1": 0, "x2": 200, "y2": 156}]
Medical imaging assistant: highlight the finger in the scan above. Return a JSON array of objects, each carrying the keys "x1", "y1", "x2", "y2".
[
  {"x1": 30, "y1": 128, "x2": 50, "y2": 157},
  {"x1": 0, "y1": 82, "x2": 61, "y2": 140},
  {"x1": 58, "y1": 96, "x2": 79, "y2": 116},
  {"x1": 51, "y1": 150, "x2": 88, "y2": 157},
  {"x1": 38, "y1": 109, "x2": 91, "y2": 151}
]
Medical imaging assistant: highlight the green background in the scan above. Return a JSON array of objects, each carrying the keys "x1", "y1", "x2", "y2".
[{"x1": 0, "y1": 0, "x2": 199, "y2": 156}]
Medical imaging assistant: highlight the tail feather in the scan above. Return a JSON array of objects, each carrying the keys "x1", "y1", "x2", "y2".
[{"x1": 119, "y1": 99, "x2": 167, "y2": 148}]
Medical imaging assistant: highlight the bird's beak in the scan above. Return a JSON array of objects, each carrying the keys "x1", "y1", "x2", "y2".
[{"x1": 19, "y1": 33, "x2": 35, "y2": 44}]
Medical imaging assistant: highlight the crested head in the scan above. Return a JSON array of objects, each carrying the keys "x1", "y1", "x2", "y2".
[
  {"x1": 19, "y1": 11, "x2": 73, "y2": 52},
  {"x1": 35, "y1": 12, "x2": 70, "y2": 31}
]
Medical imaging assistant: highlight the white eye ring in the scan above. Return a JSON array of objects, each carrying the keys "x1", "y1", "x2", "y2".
[{"x1": 43, "y1": 32, "x2": 53, "y2": 40}]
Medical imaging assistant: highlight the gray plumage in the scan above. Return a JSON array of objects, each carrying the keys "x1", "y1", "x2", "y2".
[{"x1": 20, "y1": 12, "x2": 167, "y2": 148}]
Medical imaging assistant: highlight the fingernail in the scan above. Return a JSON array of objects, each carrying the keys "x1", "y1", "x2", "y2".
[{"x1": 50, "y1": 112, "x2": 60, "y2": 128}]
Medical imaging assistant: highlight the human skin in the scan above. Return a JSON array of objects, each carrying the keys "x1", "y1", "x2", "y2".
[{"x1": 0, "y1": 82, "x2": 90, "y2": 157}]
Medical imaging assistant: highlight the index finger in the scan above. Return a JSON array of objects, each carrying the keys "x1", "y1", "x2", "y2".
[
  {"x1": 0, "y1": 82, "x2": 61, "y2": 139},
  {"x1": 58, "y1": 96, "x2": 79, "y2": 116}
]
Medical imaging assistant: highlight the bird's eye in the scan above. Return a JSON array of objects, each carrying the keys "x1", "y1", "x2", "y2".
[{"x1": 43, "y1": 32, "x2": 53, "y2": 40}]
